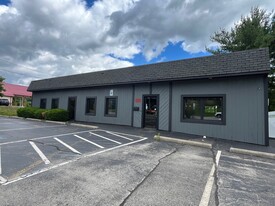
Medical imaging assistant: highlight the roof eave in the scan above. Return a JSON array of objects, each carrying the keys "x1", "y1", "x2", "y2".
[{"x1": 28, "y1": 70, "x2": 269, "y2": 92}]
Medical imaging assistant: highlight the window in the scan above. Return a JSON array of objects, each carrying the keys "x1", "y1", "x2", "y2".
[
  {"x1": 105, "y1": 97, "x2": 117, "y2": 117},
  {"x1": 40, "y1": 98, "x2": 47, "y2": 109},
  {"x1": 86, "y1": 97, "x2": 96, "y2": 115},
  {"x1": 182, "y1": 95, "x2": 225, "y2": 124},
  {"x1": 51, "y1": 98, "x2": 59, "y2": 109}
]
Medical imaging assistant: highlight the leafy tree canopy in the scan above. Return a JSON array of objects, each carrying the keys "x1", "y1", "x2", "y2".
[
  {"x1": 0, "y1": 76, "x2": 5, "y2": 97},
  {"x1": 207, "y1": 7, "x2": 275, "y2": 110}
]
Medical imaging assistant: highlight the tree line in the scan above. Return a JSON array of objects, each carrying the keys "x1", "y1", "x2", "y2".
[{"x1": 207, "y1": 7, "x2": 275, "y2": 110}]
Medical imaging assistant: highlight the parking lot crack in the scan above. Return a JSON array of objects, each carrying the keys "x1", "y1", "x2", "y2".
[
  {"x1": 28, "y1": 140, "x2": 81, "y2": 155},
  {"x1": 119, "y1": 147, "x2": 177, "y2": 206}
]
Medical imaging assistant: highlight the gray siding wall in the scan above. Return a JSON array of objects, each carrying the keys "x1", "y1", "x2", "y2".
[
  {"x1": 32, "y1": 85, "x2": 133, "y2": 126},
  {"x1": 132, "y1": 83, "x2": 170, "y2": 130},
  {"x1": 32, "y1": 83, "x2": 171, "y2": 130},
  {"x1": 171, "y1": 75, "x2": 266, "y2": 145},
  {"x1": 133, "y1": 84, "x2": 149, "y2": 128},
  {"x1": 152, "y1": 82, "x2": 170, "y2": 131},
  {"x1": 31, "y1": 75, "x2": 267, "y2": 145}
]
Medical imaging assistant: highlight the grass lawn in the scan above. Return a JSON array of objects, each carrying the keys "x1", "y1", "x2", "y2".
[{"x1": 0, "y1": 106, "x2": 18, "y2": 116}]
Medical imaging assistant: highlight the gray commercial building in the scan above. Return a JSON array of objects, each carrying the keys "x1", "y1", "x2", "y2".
[{"x1": 28, "y1": 48, "x2": 270, "y2": 145}]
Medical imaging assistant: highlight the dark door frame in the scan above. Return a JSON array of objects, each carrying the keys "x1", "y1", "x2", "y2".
[
  {"x1": 67, "y1": 96, "x2": 77, "y2": 121},
  {"x1": 142, "y1": 94, "x2": 159, "y2": 129}
]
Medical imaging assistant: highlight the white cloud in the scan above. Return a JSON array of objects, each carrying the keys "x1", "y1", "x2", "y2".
[
  {"x1": 0, "y1": 0, "x2": 274, "y2": 85},
  {"x1": 106, "y1": 0, "x2": 275, "y2": 56}
]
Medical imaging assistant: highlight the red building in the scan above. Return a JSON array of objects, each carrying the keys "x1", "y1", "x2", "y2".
[{"x1": 2, "y1": 82, "x2": 32, "y2": 106}]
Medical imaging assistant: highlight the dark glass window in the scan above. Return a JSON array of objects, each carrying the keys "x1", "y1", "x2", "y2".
[
  {"x1": 182, "y1": 96, "x2": 224, "y2": 124},
  {"x1": 51, "y1": 98, "x2": 59, "y2": 109},
  {"x1": 183, "y1": 98, "x2": 201, "y2": 120},
  {"x1": 203, "y1": 97, "x2": 223, "y2": 120},
  {"x1": 40, "y1": 98, "x2": 47, "y2": 109},
  {"x1": 86, "y1": 98, "x2": 96, "y2": 115},
  {"x1": 105, "y1": 97, "x2": 117, "y2": 117}
]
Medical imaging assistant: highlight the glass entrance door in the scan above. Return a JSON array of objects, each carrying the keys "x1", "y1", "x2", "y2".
[{"x1": 143, "y1": 95, "x2": 158, "y2": 128}]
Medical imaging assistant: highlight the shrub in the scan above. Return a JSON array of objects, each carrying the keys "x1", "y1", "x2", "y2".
[
  {"x1": 17, "y1": 107, "x2": 69, "y2": 121},
  {"x1": 44, "y1": 109, "x2": 69, "y2": 121},
  {"x1": 34, "y1": 109, "x2": 48, "y2": 119},
  {"x1": 17, "y1": 107, "x2": 39, "y2": 118}
]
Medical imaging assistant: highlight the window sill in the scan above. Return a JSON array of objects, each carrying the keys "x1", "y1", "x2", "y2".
[
  {"x1": 85, "y1": 113, "x2": 96, "y2": 116},
  {"x1": 104, "y1": 114, "x2": 117, "y2": 117},
  {"x1": 181, "y1": 119, "x2": 226, "y2": 125}
]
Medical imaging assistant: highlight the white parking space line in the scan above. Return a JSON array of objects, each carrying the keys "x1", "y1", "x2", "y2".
[
  {"x1": 29, "y1": 141, "x2": 51, "y2": 165},
  {"x1": 0, "y1": 147, "x2": 8, "y2": 183},
  {"x1": 0, "y1": 125, "x2": 66, "y2": 132},
  {"x1": 0, "y1": 176, "x2": 7, "y2": 184},
  {"x1": 0, "y1": 122, "x2": 15, "y2": 125},
  {"x1": 54, "y1": 137, "x2": 82, "y2": 155},
  {"x1": 74, "y1": 134, "x2": 104, "y2": 149},
  {"x1": 106, "y1": 131, "x2": 134, "y2": 141},
  {"x1": 3, "y1": 137, "x2": 148, "y2": 186},
  {"x1": 0, "y1": 130, "x2": 95, "y2": 146},
  {"x1": 215, "y1": 150, "x2": 221, "y2": 166},
  {"x1": 199, "y1": 150, "x2": 221, "y2": 206},
  {"x1": 89, "y1": 132, "x2": 122, "y2": 144},
  {"x1": 97, "y1": 130, "x2": 146, "y2": 139}
]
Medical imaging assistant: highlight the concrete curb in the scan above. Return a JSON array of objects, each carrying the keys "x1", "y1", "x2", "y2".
[
  {"x1": 70, "y1": 123, "x2": 98, "y2": 129},
  {"x1": 154, "y1": 135, "x2": 212, "y2": 149},
  {"x1": 230, "y1": 147, "x2": 275, "y2": 160},
  {"x1": 26, "y1": 119, "x2": 98, "y2": 128},
  {"x1": 26, "y1": 118, "x2": 67, "y2": 125}
]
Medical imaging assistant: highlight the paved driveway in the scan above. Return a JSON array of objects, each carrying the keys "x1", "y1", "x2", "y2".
[{"x1": 0, "y1": 117, "x2": 274, "y2": 206}]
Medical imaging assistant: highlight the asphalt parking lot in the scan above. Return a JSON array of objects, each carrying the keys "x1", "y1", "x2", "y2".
[
  {"x1": 0, "y1": 117, "x2": 146, "y2": 184},
  {"x1": 0, "y1": 117, "x2": 275, "y2": 206}
]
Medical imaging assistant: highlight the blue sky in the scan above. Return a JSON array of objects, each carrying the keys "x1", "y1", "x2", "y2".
[
  {"x1": 0, "y1": 0, "x2": 10, "y2": 5},
  {"x1": 85, "y1": 0, "x2": 95, "y2": 8},
  {"x1": 0, "y1": 0, "x2": 273, "y2": 85},
  {"x1": 109, "y1": 41, "x2": 210, "y2": 66}
]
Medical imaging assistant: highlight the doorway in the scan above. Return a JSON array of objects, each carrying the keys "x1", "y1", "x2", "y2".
[
  {"x1": 68, "y1": 97, "x2": 77, "y2": 120},
  {"x1": 143, "y1": 95, "x2": 159, "y2": 128}
]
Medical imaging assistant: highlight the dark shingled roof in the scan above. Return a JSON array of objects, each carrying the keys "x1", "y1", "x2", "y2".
[{"x1": 28, "y1": 48, "x2": 270, "y2": 92}]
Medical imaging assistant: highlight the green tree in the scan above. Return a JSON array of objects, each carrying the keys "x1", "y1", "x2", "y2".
[
  {"x1": 0, "y1": 76, "x2": 5, "y2": 97},
  {"x1": 207, "y1": 7, "x2": 275, "y2": 110}
]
